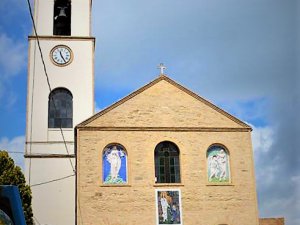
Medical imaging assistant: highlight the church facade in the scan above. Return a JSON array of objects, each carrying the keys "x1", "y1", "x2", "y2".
[{"x1": 76, "y1": 76, "x2": 259, "y2": 225}]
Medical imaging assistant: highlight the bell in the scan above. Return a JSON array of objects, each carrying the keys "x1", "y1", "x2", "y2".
[{"x1": 58, "y1": 7, "x2": 67, "y2": 17}]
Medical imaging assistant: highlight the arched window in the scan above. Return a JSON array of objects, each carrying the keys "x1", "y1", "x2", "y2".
[
  {"x1": 207, "y1": 145, "x2": 230, "y2": 183},
  {"x1": 103, "y1": 144, "x2": 127, "y2": 184},
  {"x1": 155, "y1": 141, "x2": 181, "y2": 183},
  {"x1": 48, "y1": 88, "x2": 73, "y2": 128},
  {"x1": 53, "y1": 0, "x2": 71, "y2": 35}
]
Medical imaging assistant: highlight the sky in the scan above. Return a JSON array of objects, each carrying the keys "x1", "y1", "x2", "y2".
[{"x1": 0, "y1": 0, "x2": 299, "y2": 224}]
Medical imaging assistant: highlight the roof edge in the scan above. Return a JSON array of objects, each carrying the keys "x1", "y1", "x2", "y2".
[
  {"x1": 77, "y1": 74, "x2": 252, "y2": 130},
  {"x1": 161, "y1": 76, "x2": 251, "y2": 129},
  {"x1": 77, "y1": 75, "x2": 166, "y2": 127}
]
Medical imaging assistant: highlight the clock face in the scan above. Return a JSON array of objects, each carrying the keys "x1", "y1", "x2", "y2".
[{"x1": 51, "y1": 45, "x2": 73, "y2": 66}]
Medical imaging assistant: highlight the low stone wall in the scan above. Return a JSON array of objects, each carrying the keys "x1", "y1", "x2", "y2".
[{"x1": 259, "y1": 218, "x2": 284, "y2": 225}]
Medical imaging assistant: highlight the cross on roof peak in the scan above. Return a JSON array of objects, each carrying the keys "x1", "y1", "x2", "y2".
[{"x1": 157, "y1": 63, "x2": 166, "y2": 75}]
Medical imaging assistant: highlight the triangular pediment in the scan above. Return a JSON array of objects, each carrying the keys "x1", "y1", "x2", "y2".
[{"x1": 78, "y1": 76, "x2": 251, "y2": 130}]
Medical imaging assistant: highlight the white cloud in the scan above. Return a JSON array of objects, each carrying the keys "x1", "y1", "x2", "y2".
[
  {"x1": 251, "y1": 124, "x2": 276, "y2": 188},
  {"x1": 251, "y1": 122, "x2": 300, "y2": 225},
  {"x1": 0, "y1": 33, "x2": 26, "y2": 78},
  {"x1": 0, "y1": 33, "x2": 27, "y2": 108},
  {"x1": 251, "y1": 125, "x2": 274, "y2": 153},
  {"x1": 0, "y1": 136, "x2": 25, "y2": 170}
]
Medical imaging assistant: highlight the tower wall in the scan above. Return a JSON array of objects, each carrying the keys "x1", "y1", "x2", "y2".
[{"x1": 25, "y1": 1, "x2": 94, "y2": 224}]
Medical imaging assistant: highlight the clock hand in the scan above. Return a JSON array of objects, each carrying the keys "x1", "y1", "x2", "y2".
[{"x1": 59, "y1": 51, "x2": 67, "y2": 63}]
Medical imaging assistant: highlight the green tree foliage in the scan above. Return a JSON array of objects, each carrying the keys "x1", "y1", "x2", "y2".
[{"x1": 0, "y1": 150, "x2": 33, "y2": 225}]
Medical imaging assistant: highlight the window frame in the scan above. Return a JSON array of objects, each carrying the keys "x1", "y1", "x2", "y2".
[
  {"x1": 154, "y1": 141, "x2": 181, "y2": 184},
  {"x1": 48, "y1": 88, "x2": 73, "y2": 129}
]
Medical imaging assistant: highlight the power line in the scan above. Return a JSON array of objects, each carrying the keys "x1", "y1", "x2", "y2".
[
  {"x1": 26, "y1": 0, "x2": 51, "y2": 93},
  {"x1": 59, "y1": 125, "x2": 75, "y2": 173},
  {"x1": 28, "y1": 23, "x2": 38, "y2": 185},
  {"x1": 5, "y1": 151, "x2": 25, "y2": 154},
  {"x1": 30, "y1": 174, "x2": 75, "y2": 187}
]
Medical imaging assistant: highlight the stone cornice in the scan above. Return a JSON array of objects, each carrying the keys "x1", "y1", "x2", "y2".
[
  {"x1": 25, "y1": 141, "x2": 74, "y2": 144},
  {"x1": 24, "y1": 154, "x2": 75, "y2": 158},
  {"x1": 76, "y1": 126, "x2": 251, "y2": 132},
  {"x1": 28, "y1": 35, "x2": 95, "y2": 42}
]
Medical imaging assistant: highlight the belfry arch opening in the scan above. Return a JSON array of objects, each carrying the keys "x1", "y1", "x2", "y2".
[{"x1": 53, "y1": 0, "x2": 71, "y2": 36}]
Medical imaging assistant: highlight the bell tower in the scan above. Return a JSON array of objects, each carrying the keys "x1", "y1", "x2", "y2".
[{"x1": 25, "y1": 0, "x2": 94, "y2": 224}]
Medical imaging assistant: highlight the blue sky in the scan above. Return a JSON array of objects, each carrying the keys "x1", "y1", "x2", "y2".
[{"x1": 0, "y1": 0, "x2": 299, "y2": 224}]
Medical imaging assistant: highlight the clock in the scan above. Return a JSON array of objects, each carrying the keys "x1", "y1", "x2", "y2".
[{"x1": 50, "y1": 45, "x2": 73, "y2": 66}]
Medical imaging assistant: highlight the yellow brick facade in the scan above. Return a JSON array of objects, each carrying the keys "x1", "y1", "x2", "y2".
[{"x1": 76, "y1": 76, "x2": 259, "y2": 225}]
